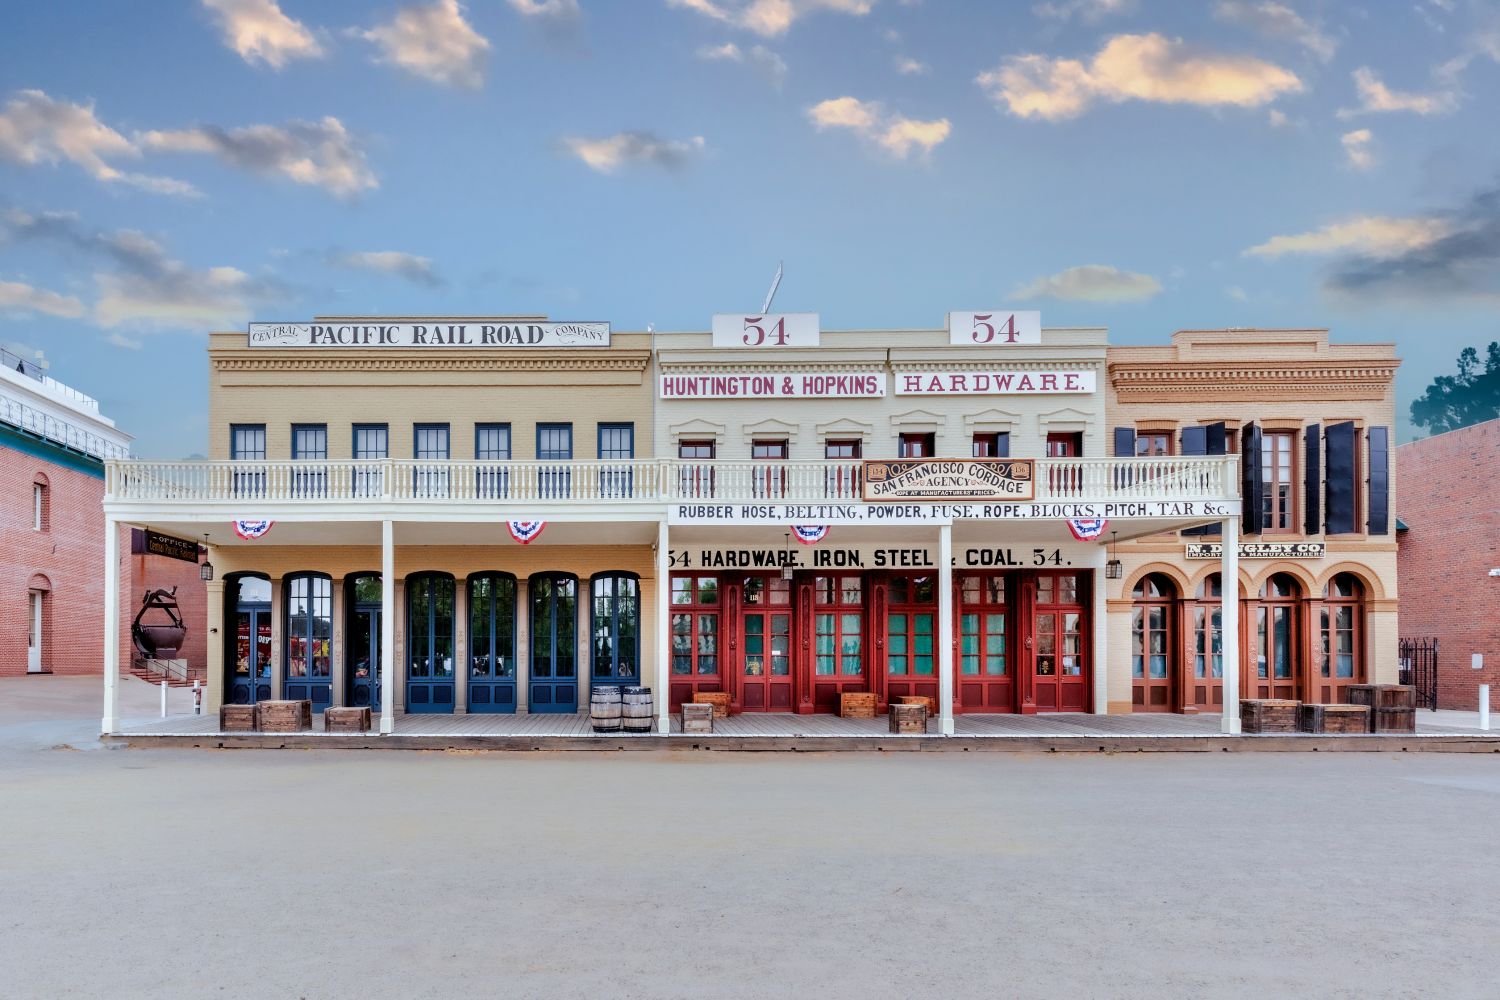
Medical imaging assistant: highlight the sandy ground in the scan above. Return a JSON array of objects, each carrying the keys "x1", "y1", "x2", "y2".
[{"x1": 2, "y1": 675, "x2": 1497, "y2": 1000}]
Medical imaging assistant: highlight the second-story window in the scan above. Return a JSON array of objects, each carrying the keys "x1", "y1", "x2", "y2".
[
  {"x1": 291, "y1": 424, "x2": 328, "y2": 497},
  {"x1": 33, "y1": 480, "x2": 48, "y2": 531},
  {"x1": 1135, "y1": 433, "x2": 1171, "y2": 457},
  {"x1": 899, "y1": 432, "x2": 935, "y2": 458},
  {"x1": 1261, "y1": 431, "x2": 1296, "y2": 533},
  {"x1": 825, "y1": 439, "x2": 861, "y2": 497},
  {"x1": 972, "y1": 433, "x2": 1009, "y2": 458},
  {"x1": 353, "y1": 423, "x2": 388, "y2": 497},
  {"x1": 1046, "y1": 432, "x2": 1082, "y2": 457},
  {"x1": 414, "y1": 423, "x2": 451, "y2": 498},
  {"x1": 752, "y1": 439, "x2": 787, "y2": 498},
  {"x1": 476, "y1": 423, "x2": 511, "y2": 499},
  {"x1": 678, "y1": 439, "x2": 715, "y2": 498},
  {"x1": 231, "y1": 424, "x2": 267, "y2": 498},
  {"x1": 538, "y1": 423, "x2": 573, "y2": 499},
  {"x1": 598, "y1": 424, "x2": 634, "y2": 497}
]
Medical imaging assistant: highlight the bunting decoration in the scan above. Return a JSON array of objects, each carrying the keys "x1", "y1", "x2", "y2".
[
  {"x1": 506, "y1": 520, "x2": 546, "y2": 545},
  {"x1": 791, "y1": 525, "x2": 830, "y2": 545},
  {"x1": 232, "y1": 520, "x2": 274, "y2": 540},
  {"x1": 1066, "y1": 518, "x2": 1109, "y2": 542}
]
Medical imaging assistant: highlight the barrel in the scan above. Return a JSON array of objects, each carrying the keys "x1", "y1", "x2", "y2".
[
  {"x1": 589, "y1": 686, "x2": 622, "y2": 732},
  {"x1": 621, "y1": 686, "x2": 653, "y2": 733}
]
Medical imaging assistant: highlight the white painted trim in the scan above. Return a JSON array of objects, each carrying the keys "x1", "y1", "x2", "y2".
[
  {"x1": 102, "y1": 516, "x2": 119, "y2": 734},
  {"x1": 667, "y1": 418, "x2": 726, "y2": 443},
  {"x1": 889, "y1": 408, "x2": 946, "y2": 434},
  {"x1": 813, "y1": 417, "x2": 875, "y2": 444},
  {"x1": 380, "y1": 520, "x2": 395, "y2": 734},
  {"x1": 962, "y1": 407, "x2": 1024, "y2": 434},
  {"x1": 1091, "y1": 546, "x2": 1108, "y2": 714},
  {"x1": 937, "y1": 524, "x2": 955, "y2": 736},
  {"x1": 656, "y1": 519, "x2": 671, "y2": 734},
  {"x1": 741, "y1": 417, "x2": 800, "y2": 446},
  {"x1": 1220, "y1": 515, "x2": 1241, "y2": 734}
]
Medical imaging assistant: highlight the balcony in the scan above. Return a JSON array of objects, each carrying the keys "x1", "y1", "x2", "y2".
[{"x1": 105, "y1": 456, "x2": 1239, "y2": 508}]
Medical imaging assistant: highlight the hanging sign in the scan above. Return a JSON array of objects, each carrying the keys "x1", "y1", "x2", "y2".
[
  {"x1": 1186, "y1": 542, "x2": 1325, "y2": 559},
  {"x1": 232, "y1": 520, "x2": 274, "y2": 540},
  {"x1": 948, "y1": 311, "x2": 1042, "y2": 345},
  {"x1": 863, "y1": 458, "x2": 1035, "y2": 502},
  {"x1": 791, "y1": 525, "x2": 830, "y2": 545},
  {"x1": 711, "y1": 313, "x2": 820, "y2": 348},
  {"x1": 893, "y1": 370, "x2": 1095, "y2": 395},
  {"x1": 1067, "y1": 518, "x2": 1109, "y2": 542},
  {"x1": 248, "y1": 321, "x2": 610, "y2": 348},
  {"x1": 660, "y1": 372, "x2": 885, "y2": 399},
  {"x1": 138, "y1": 529, "x2": 200, "y2": 562},
  {"x1": 506, "y1": 520, "x2": 547, "y2": 545}
]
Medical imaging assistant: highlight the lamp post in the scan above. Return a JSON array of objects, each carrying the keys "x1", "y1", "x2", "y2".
[{"x1": 199, "y1": 533, "x2": 214, "y2": 582}]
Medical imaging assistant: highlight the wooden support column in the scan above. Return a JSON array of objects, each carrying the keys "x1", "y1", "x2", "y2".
[
  {"x1": 102, "y1": 515, "x2": 120, "y2": 735},
  {"x1": 1221, "y1": 516, "x2": 1241, "y2": 734},
  {"x1": 656, "y1": 518, "x2": 671, "y2": 733},
  {"x1": 380, "y1": 519, "x2": 395, "y2": 734},
  {"x1": 330, "y1": 577, "x2": 346, "y2": 709},
  {"x1": 453, "y1": 581, "x2": 468, "y2": 714}
]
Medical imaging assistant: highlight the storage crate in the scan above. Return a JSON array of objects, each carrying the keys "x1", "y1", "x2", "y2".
[
  {"x1": 1375, "y1": 685, "x2": 1415, "y2": 709},
  {"x1": 220, "y1": 704, "x2": 257, "y2": 732},
  {"x1": 1240, "y1": 699, "x2": 1299, "y2": 734},
  {"x1": 1298, "y1": 703, "x2": 1369, "y2": 734},
  {"x1": 897, "y1": 695, "x2": 937, "y2": 717},
  {"x1": 682, "y1": 702, "x2": 714, "y2": 734},
  {"x1": 889, "y1": 702, "x2": 928, "y2": 734},
  {"x1": 840, "y1": 692, "x2": 877, "y2": 719},
  {"x1": 324, "y1": 706, "x2": 372, "y2": 733},
  {"x1": 692, "y1": 691, "x2": 732, "y2": 721},
  {"x1": 1374, "y1": 706, "x2": 1416, "y2": 734},
  {"x1": 257, "y1": 699, "x2": 312, "y2": 733},
  {"x1": 1344, "y1": 684, "x2": 1379, "y2": 712}
]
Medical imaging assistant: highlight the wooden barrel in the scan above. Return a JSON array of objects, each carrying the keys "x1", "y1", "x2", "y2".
[
  {"x1": 590, "y1": 686, "x2": 622, "y2": 732},
  {"x1": 621, "y1": 686, "x2": 653, "y2": 732}
]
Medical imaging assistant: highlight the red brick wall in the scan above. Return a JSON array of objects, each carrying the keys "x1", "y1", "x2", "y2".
[
  {"x1": 120, "y1": 528, "x2": 209, "y2": 673},
  {"x1": 1396, "y1": 419, "x2": 1500, "y2": 709}
]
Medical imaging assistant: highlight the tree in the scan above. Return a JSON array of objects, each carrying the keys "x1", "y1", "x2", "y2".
[{"x1": 1410, "y1": 341, "x2": 1500, "y2": 435}]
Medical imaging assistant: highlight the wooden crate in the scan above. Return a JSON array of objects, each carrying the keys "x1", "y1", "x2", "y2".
[
  {"x1": 219, "y1": 704, "x2": 257, "y2": 732},
  {"x1": 840, "y1": 692, "x2": 877, "y2": 719},
  {"x1": 258, "y1": 699, "x2": 312, "y2": 733},
  {"x1": 692, "y1": 691, "x2": 732, "y2": 721},
  {"x1": 1298, "y1": 703, "x2": 1370, "y2": 734},
  {"x1": 897, "y1": 695, "x2": 937, "y2": 717},
  {"x1": 325, "y1": 706, "x2": 372, "y2": 733},
  {"x1": 889, "y1": 702, "x2": 928, "y2": 734},
  {"x1": 1344, "y1": 684, "x2": 1379, "y2": 712},
  {"x1": 1374, "y1": 706, "x2": 1416, "y2": 734},
  {"x1": 1375, "y1": 685, "x2": 1415, "y2": 709},
  {"x1": 682, "y1": 702, "x2": 714, "y2": 734},
  {"x1": 1240, "y1": 699, "x2": 1300, "y2": 734}
]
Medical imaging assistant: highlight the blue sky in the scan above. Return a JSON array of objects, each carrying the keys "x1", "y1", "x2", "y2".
[{"x1": 2, "y1": 0, "x2": 1498, "y2": 457}]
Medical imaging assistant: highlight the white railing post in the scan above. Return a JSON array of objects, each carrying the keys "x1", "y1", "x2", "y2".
[{"x1": 1221, "y1": 515, "x2": 1242, "y2": 735}]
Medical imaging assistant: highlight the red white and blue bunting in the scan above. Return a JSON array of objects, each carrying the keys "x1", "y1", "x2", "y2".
[
  {"x1": 1066, "y1": 518, "x2": 1109, "y2": 542},
  {"x1": 506, "y1": 520, "x2": 546, "y2": 545},
  {"x1": 791, "y1": 525, "x2": 830, "y2": 545},
  {"x1": 232, "y1": 519, "x2": 274, "y2": 540}
]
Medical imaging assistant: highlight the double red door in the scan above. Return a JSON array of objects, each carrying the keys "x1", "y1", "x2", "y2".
[{"x1": 955, "y1": 571, "x2": 1090, "y2": 714}]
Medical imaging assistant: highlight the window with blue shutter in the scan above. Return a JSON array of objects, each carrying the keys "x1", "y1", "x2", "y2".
[
  {"x1": 1241, "y1": 422, "x2": 1264, "y2": 535},
  {"x1": 1325, "y1": 422, "x2": 1357, "y2": 534},
  {"x1": 1367, "y1": 427, "x2": 1390, "y2": 535}
]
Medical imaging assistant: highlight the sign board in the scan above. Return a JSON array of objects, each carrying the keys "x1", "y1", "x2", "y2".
[
  {"x1": 135, "y1": 528, "x2": 200, "y2": 563},
  {"x1": 670, "y1": 500, "x2": 1238, "y2": 525},
  {"x1": 893, "y1": 370, "x2": 1095, "y2": 395},
  {"x1": 667, "y1": 542, "x2": 1091, "y2": 572},
  {"x1": 660, "y1": 372, "x2": 885, "y2": 399},
  {"x1": 1185, "y1": 542, "x2": 1327, "y2": 560},
  {"x1": 948, "y1": 311, "x2": 1042, "y2": 346},
  {"x1": 863, "y1": 458, "x2": 1035, "y2": 502},
  {"x1": 248, "y1": 321, "x2": 610, "y2": 348},
  {"x1": 711, "y1": 313, "x2": 820, "y2": 348}
]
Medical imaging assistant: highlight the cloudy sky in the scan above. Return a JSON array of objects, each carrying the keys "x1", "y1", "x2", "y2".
[{"x1": 3, "y1": 0, "x2": 1499, "y2": 457}]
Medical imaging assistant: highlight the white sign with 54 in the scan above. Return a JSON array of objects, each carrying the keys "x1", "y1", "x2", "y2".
[
  {"x1": 711, "y1": 313, "x2": 820, "y2": 348},
  {"x1": 948, "y1": 311, "x2": 1042, "y2": 346}
]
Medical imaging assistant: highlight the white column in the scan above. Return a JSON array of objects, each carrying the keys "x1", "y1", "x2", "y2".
[
  {"x1": 102, "y1": 517, "x2": 120, "y2": 734},
  {"x1": 655, "y1": 518, "x2": 670, "y2": 734},
  {"x1": 1221, "y1": 516, "x2": 1241, "y2": 735},
  {"x1": 937, "y1": 523, "x2": 955, "y2": 735},
  {"x1": 380, "y1": 520, "x2": 396, "y2": 735},
  {"x1": 1092, "y1": 544, "x2": 1108, "y2": 715}
]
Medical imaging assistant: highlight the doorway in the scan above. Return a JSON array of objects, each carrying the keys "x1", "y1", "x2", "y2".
[
  {"x1": 27, "y1": 590, "x2": 44, "y2": 674},
  {"x1": 228, "y1": 575, "x2": 272, "y2": 704},
  {"x1": 1030, "y1": 572, "x2": 1089, "y2": 712},
  {"x1": 529, "y1": 573, "x2": 578, "y2": 713},
  {"x1": 346, "y1": 575, "x2": 382, "y2": 710},
  {"x1": 736, "y1": 575, "x2": 793, "y2": 711}
]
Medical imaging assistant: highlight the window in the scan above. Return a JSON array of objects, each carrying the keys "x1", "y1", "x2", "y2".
[
  {"x1": 291, "y1": 424, "x2": 328, "y2": 498},
  {"x1": 230, "y1": 424, "x2": 267, "y2": 498},
  {"x1": 825, "y1": 439, "x2": 861, "y2": 497},
  {"x1": 1046, "y1": 432, "x2": 1081, "y2": 457},
  {"x1": 679, "y1": 440, "x2": 714, "y2": 460},
  {"x1": 284, "y1": 575, "x2": 332, "y2": 682},
  {"x1": 1255, "y1": 573, "x2": 1301, "y2": 691},
  {"x1": 407, "y1": 574, "x2": 456, "y2": 679},
  {"x1": 959, "y1": 575, "x2": 1007, "y2": 677},
  {"x1": 752, "y1": 439, "x2": 787, "y2": 498},
  {"x1": 1046, "y1": 432, "x2": 1083, "y2": 494},
  {"x1": 538, "y1": 423, "x2": 573, "y2": 498},
  {"x1": 1320, "y1": 573, "x2": 1364, "y2": 683},
  {"x1": 1134, "y1": 433, "x2": 1171, "y2": 457},
  {"x1": 32, "y1": 480, "x2": 47, "y2": 532},
  {"x1": 1261, "y1": 432, "x2": 1296, "y2": 533},
  {"x1": 670, "y1": 577, "x2": 719, "y2": 677},
  {"x1": 469, "y1": 574, "x2": 517, "y2": 678},
  {"x1": 889, "y1": 575, "x2": 936, "y2": 677},
  {"x1": 353, "y1": 424, "x2": 388, "y2": 497},
  {"x1": 476, "y1": 424, "x2": 511, "y2": 499},
  {"x1": 813, "y1": 575, "x2": 862, "y2": 676},
  {"x1": 678, "y1": 439, "x2": 716, "y2": 498},
  {"x1": 591, "y1": 573, "x2": 641, "y2": 684},
  {"x1": 972, "y1": 432, "x2": 1009, "y2": 458},
  {"x1": 1130, "y1": 574, "x2": 1177, "y2": 711},
  {"x1": 1193, "y1": 574, "x2": 1224, "y2": 681},
  {"x1": 598, "y1": 424, "x2": 634, "y2": 498},
  {"x1": 414, "y1": 424, "x2": 450, "y2": 498},
  {"x1": 899, "y1": 433, "x2": 935, "y2": 458}
]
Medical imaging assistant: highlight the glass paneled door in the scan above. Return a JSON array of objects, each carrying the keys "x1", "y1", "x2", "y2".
[
  {"x1": 1031, "y1": 572, "x2": 1089, "y2": 712},
  {"x1": 529, "y1": 574, "x2": 578, "y2": 713},
  {"x1": 228, "y1": 575, "x2": 272, "y2": 705},
  {"x1": 284, "y1": 574, "x2": 332, "y2": 712},
  {"x1": 468, "y1": 574, "x2": 517, "y2": 713},
  {"x1": 346, "y1": 575, "x2": 382, "y2": 710},
  {"x1": 406, "y1": 574, "x2": 456, "y2": 713},
  {"x1": 811, "y1": 575, "x2": 865, "y2": 713},
  {"x1": 958, "y1": 574, "x2": 1013, "y2": 712},
  {"x1": 669, "y1": 575, "x2": 720, "y2": 711},
  {"x1": 886, "y1": 575, "x2": 938, "y2": 710},
  {"x1": 591, "y1": 574, "x2": 640, "y2": 694},
  {"x1": 738, "y1": 576, "x2": 793, "y2": 711}
]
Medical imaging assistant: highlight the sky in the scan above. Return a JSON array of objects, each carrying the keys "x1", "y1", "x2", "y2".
[{"x1": 2, "y1": 0, "x2": 1499, "y2": 458}]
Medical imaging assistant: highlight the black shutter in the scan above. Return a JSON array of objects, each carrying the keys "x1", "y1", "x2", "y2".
[
  {"x1": 1113, "y1": 427, "x2": 1135, "y2": 457},
  {"x1": 1325, "y1": 422, "x2": 1356, "y2": 534},
  {"x1": 1367, "y1": 426, "x2": 1390, "y2": 535},
  {"x1": 1205, "y1": 422, "x2": 1226, "y2": 456},
  {"x1": 1242, "y1": 422, "x2": 1263, "y2": 535},
  {"x1": 996, "y1": 432, "x2": 1010, "y2": 458},
  {"x1": 1179, "y1": 426, "x2": 1207, "y2": 455},
  {"x1": 1303, "y1": 424, "x2": 1321, "y2": 535}
]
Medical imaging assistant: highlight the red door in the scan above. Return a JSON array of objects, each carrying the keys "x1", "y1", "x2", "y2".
[
  {"x1": 1031, "y1": 572, "x2": 1089, "y2": 712},
  {"x1": 668, "y1": 574, "x2": 721, "y2": 710},
  {"x1": 807, "y1": 574, "x2": 867, "y2": 713},
  {"x1": 882, "y1": 574, "x2": 940, "y2": 710},
  {"x1": 956, "y1": 573, "x2": 1014, "y2": 712},
  {"x1": 736, "y1": 575, "x2": 794, "y2": 711}
]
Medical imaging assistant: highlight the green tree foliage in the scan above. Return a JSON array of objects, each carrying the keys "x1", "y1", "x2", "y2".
[{"x1": 1410, "y1": 342, "x2": 1500, "y2": 434}]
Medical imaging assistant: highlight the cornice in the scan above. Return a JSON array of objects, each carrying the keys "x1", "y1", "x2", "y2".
[
  {"x1": 214, "y1": 352, "x2": 651, "y2": 374},
  {"x1": 1109, "y1": 361, "x2": 1398, "y2": 401}
]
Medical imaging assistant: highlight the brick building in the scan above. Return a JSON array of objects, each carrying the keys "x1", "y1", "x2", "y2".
[
  {"x1": 1396, "y1": 418, "x2": 1500, "y2": 710},
  {"x1": 2, "y1": 348, "x2": 206, "y2": 679}
]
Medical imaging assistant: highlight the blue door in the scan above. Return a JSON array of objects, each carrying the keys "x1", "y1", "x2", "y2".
[
  {"x1": 227, "y1": 576, "x2": 271, "y2": 704},
  {"x1": 591, "y1": 573, "x2": 641, "y2": 696},
  {"x1": 529, "y1": 574, "x2": 578, "y2": 713},
  {"x1": 347, "y1": 575, "x2": 383, "y2": 710},
  {"x1": 283, "y1": 574, "x2": 333, "y2": 712},
  {"x1": 407, "y1": 574, "x2": 456, "y2": 713},
  {"x1": 468, "y1": 574, "x2": 517, "y2": 713}
]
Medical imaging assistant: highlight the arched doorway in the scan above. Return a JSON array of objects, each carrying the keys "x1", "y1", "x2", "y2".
[
  {"x1": 1251, "y1": 573, "x2": 1302, "y2": 700},
  {"x1": 406, "y1": 573, "x2": 455, "y2": 713},
  {"x1": 468, "y1": 572, "x2": 517, "y2": 713},
  {"x1": 1187, "y1": 574, "x2": 1225, "y2": 712},
  {"x1": 529, "y1": 573, "x2": 578, "y2": 713},
  {"x1": 1315, "y1": 573, "x2": 1366, "y2": 704},
  {"x1": 590, "y1": 572, "x2": 641, "y2": 694},
  {"x1": 226, "y1": 574, "x2": 271, "y2": 705},
  {"x1": 1130, "y1": 573, "x2": 1177, "y2": 712},
  {"x1": 283, "y1": 573, "x2": 332, "y2": 711},
  {"x1": 345, "y1": 574, "x2": 382, "y2": 709}
]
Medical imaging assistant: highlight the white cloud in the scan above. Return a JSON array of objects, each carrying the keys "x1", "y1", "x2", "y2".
[
  {"x1": 666, "y1": 0, "x2": 872, "y2": 38},
  {"x1": 1032, "y1": 0, "x2": 1137, "y2": 23},
  {"x1": 806, "y1": 96, "x2": 950, "y2": 158},
  {"x1": 696, "y1": 41, "x2": 788, "y2": 87},
  {"x1": 332, "y1": 250, "x2": 442, "y2": 286},
  {"x1": 140, "y1": 116, "x2": 376, "y2": 197},
  {"x1": 1340, "y1": 128, "x2": 1374, "y2": 170},
  {"x1": 107, "y1": 332, "x2": 143, "y2": 349},
  {"x1": 1012, "y1": 264, "x2": 1162, "y2": 302},
  {"x1": 1213, "y1": 2, "x2": 1336, "y2": 62},
  {"x1": 0, "y1": 279, "x2": 87, "y2": 318},
  {"x1": 1267, "y1": 108, "x2": 1289, "y2": 126},
  {"x1": 359, "y1": 0, "x2": 490, "y2": 88},
  {"x1": 1338, "y1": 66, "x2": 1458, "y2": 117},
  {"x1": 1245, "y1": 215, "x2": 1452, "y2": 258},
  {"x1": 976, "y1": 33, "x2": 1302, "y2": 121},
  {"x1": 894, "y1": 56, "x2": 928, "y2": 75},
  {"x1": 1226, "y1": 285, "x2": 1248, "y2": 301},
  {"x1": 508, "y1": 0, "x2": 581, "y2": 20},
  {"x1": 201, "y1": 0, "x2": 324, "y2": 68},
  {"x1": 0, "y1": 89, "x2": 197, "y2": 196},
  {"x1": 561, "y1": 132, "x2": 707, "y2": 173}
]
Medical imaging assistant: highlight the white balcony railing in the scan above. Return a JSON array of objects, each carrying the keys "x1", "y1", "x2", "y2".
[{"x1": 105, "y1": 456, "x2": 1238, "y2": 506}]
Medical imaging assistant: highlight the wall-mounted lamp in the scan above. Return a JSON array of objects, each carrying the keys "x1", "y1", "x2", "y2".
[
  {"x1": 200, "y1": 533, "x2": 214, "y2": 582},
  {"x1": 1105, "y1": 531, "x2": 1123, "y2": 580}
]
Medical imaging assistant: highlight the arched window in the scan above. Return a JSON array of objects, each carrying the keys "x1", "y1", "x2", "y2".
[
  {"x1": 590, "y1": 573, "x2": 640, "y2": 687},
  {"x1": 1254, "y1": 573, "x2": 1301, "y2": 699},
  {"x1": 1319, "y1": 573, "x2": 1365, "y2": 696},
  {"x1": 1131, "y1": 574, "x2": 1177, "y2": 711},
  {"x1": 32, "y1": 473, "x2": 49, "y2": 532},
  {"x1": 406, "y1": 573, "x2": 455, "y2": 680},
  {"x1": 469, "y1": 573, "x2": 517, "y2": 679},
  {"x1": 284, "y1": 574, "x2": 332, "y2": 709}
]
